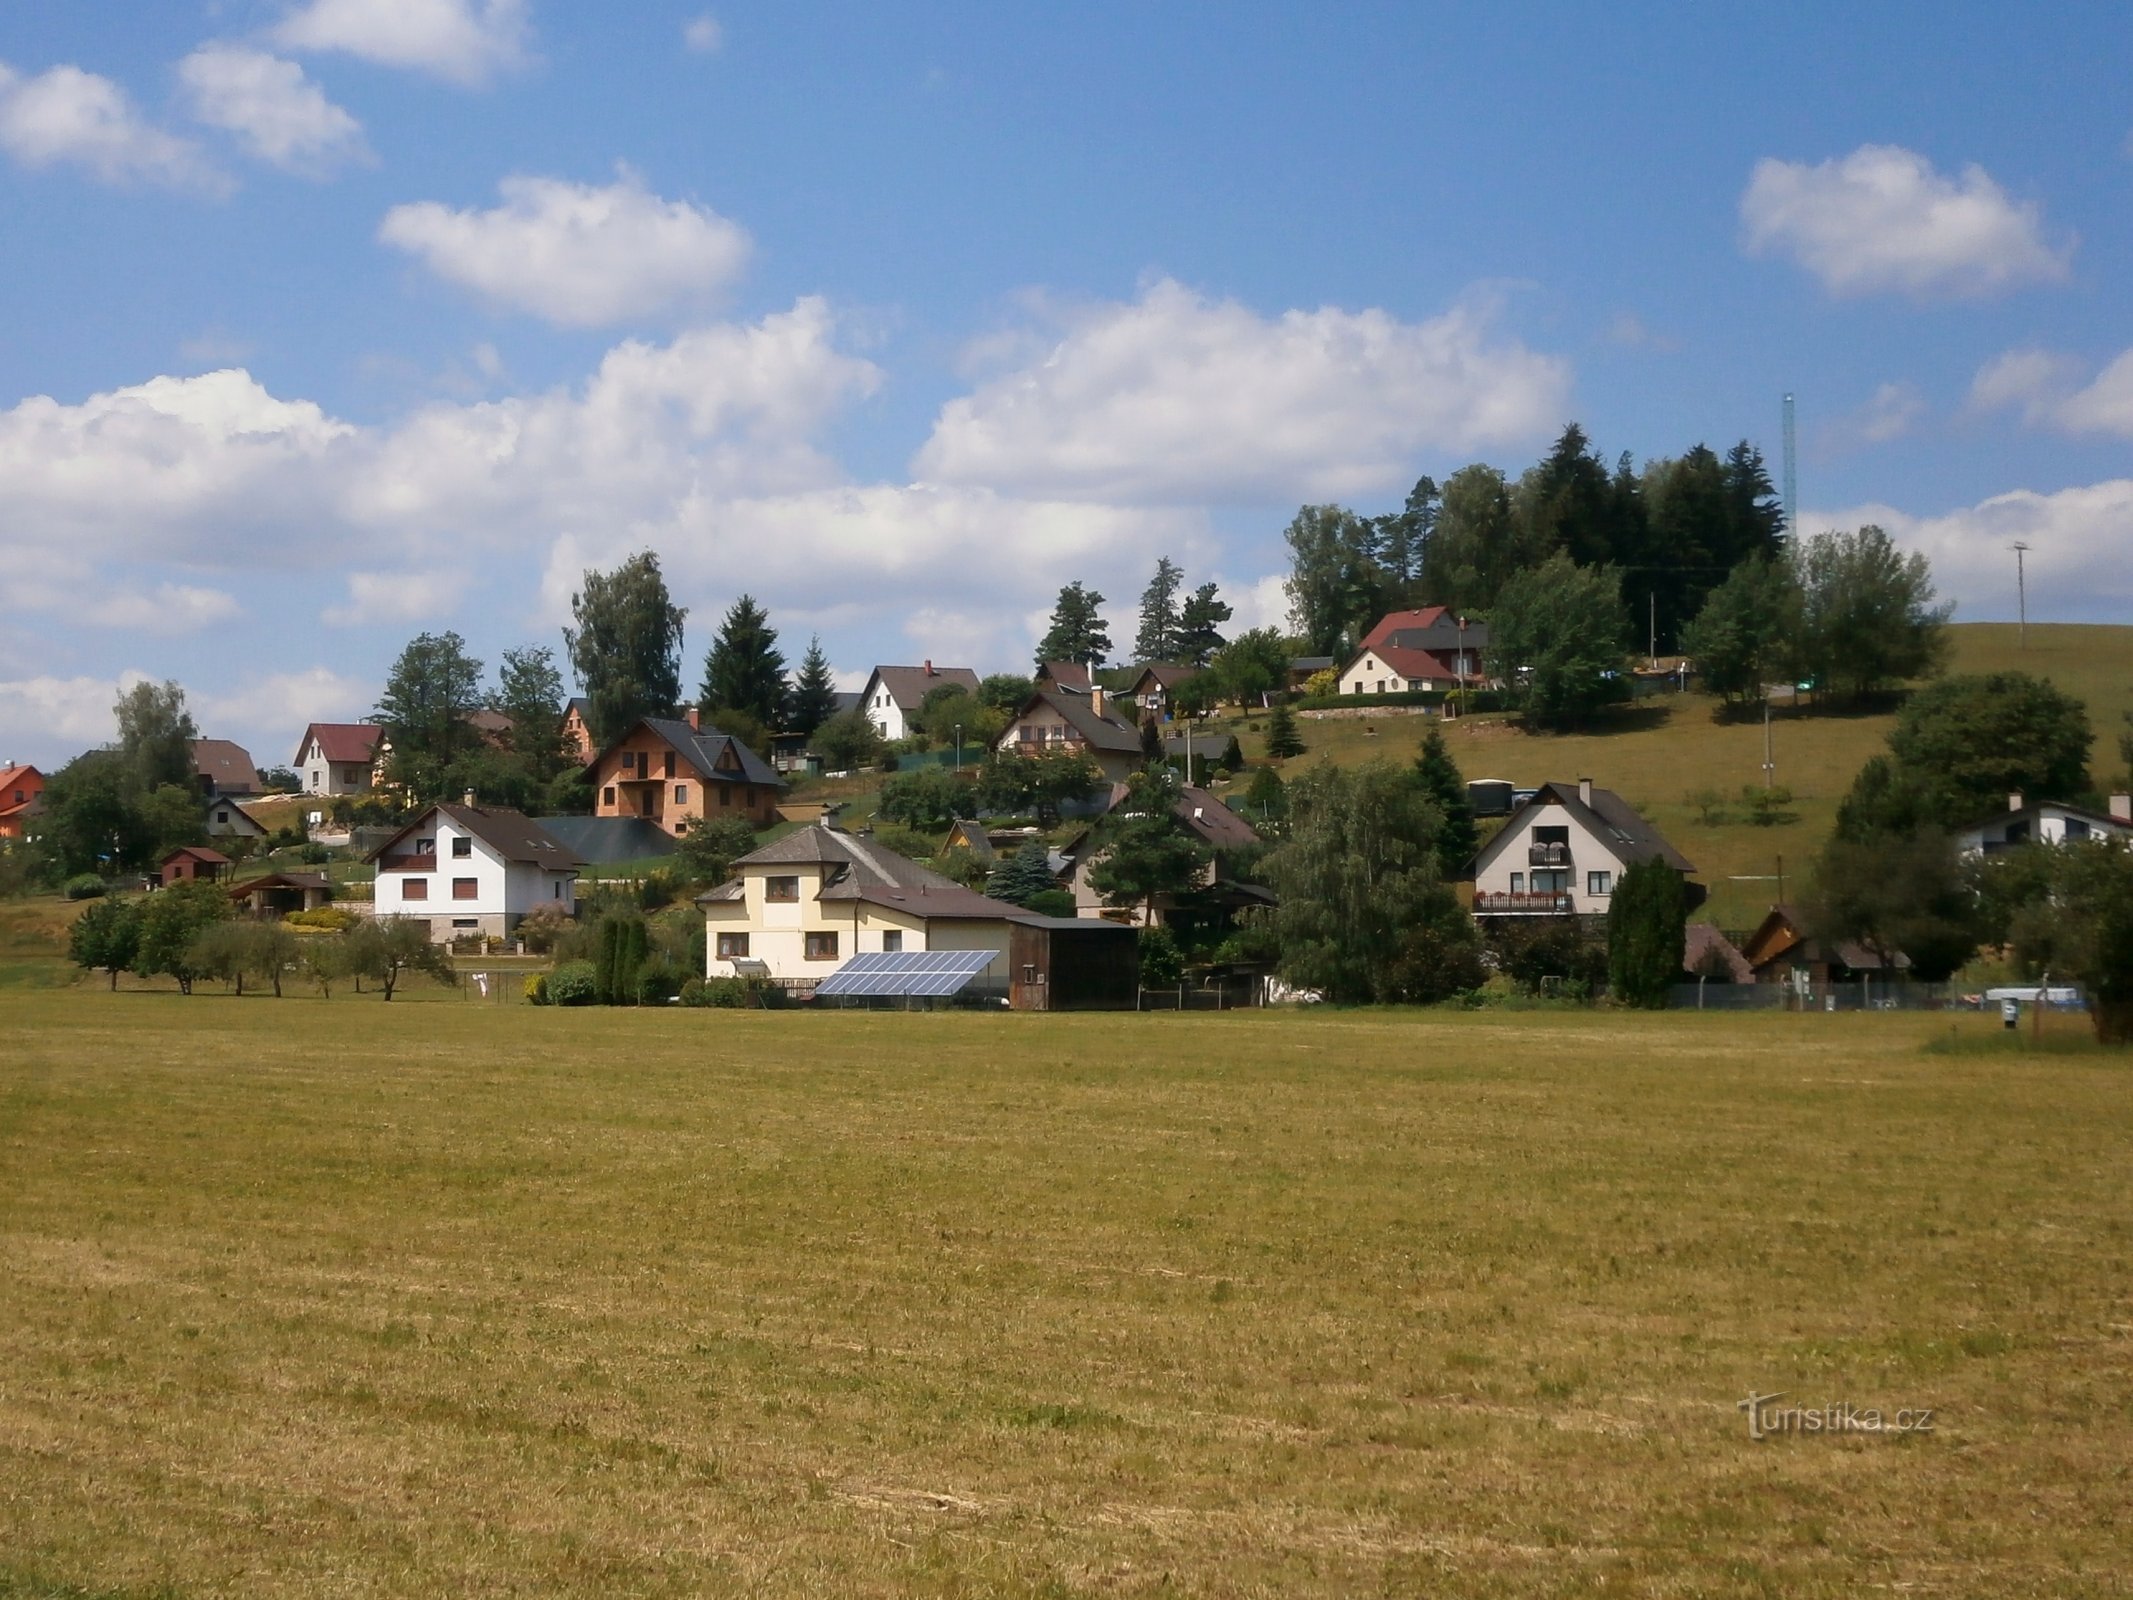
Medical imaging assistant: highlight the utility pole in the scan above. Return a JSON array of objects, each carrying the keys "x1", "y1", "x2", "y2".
[
  {"x1": 1649, "y1": 592, "x2": 1657, "y2": 668},
  {"x1": 2011, "y1": 541, "x2": 2030, "y2": 649},
  {"x1": 1782, "y1": 393, "x2": 1798, "y2": 540},
  {"x1": 1762, "y1": 700, "x2": 1775, "y2": 790}
]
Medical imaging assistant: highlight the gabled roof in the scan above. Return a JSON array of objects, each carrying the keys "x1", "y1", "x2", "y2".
[
  {"x1": 1127, "y1": 663, "x2": 1198, "y2": 694},
  {"x1": 1471, "y1": 782, "x2": 1696, "y2": 877},
  {"x1": 1744, "y1": 904, "x2": 1906, "y2": 974},
  {"x1": 163, "y1": 845, "x2": 230, "y2": 866},
  {"x1": 0, "y1": 765, "x2": 42, "y2": 818},
  {"x1": 617, "y1": 717, "x2": 785, "y2": 790},
  {"x1": 1954, "y1": 797, "x2": 2133, "y2": 835},
  {"x1": 862, "y1": 664, "x2": 981, "y2": 712},
  {"x1": 367, "y1": 802, "x2": 585, "y2": 869},
  {"x1": 1014, "y1": 685, "x2": 1144, "y2": 755},
  {"x1": 193, "y1": 739, "x2": 260, "y2": 794},
  {"x1": 296, "y1": 723, "x2": 381, "y2": 765},
  {"x1": 229, "y1": 870, "x2": 330, "y2": 896},
  {"x1": 1096, "y1": 780, "x2": 1259, "y2": 849},
  {"x1": 1036, "y1": 660, "x2": 1092, "y2": 693},
  {"x1": 1362, "y1": 607, "x2": 1488, "y2": 652},
  {"x1": 564, "y1": 697, "x2": 593, "y2": 721},
  {"x1": 1684, "y1": 923, "x2": 1754, "y2": 983},
  {"x1": 705, "y1": 824, "x2": 1033, "y2": 922}
]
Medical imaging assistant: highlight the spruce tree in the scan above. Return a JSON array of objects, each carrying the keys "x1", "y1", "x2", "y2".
[
  {"x1": 1174, "y1": 582, "x2": 1233, "y2": 667},
  {"x1": 986, "y1": 838, "x2": 1058, "y2": 906},
  {"x1": 1265, "y1": 700, "x2": 1305, "y2": 760},
  {"x1": 1133, "y1": 557, "x2": 1184, "y2": 662},
  {"x1": 1413, "y1": 724, "x2": 1477, "y2": 879},
  {"x1": 790, "y1": 635, "x2": 839, "y2": 736},
  {"x1": 1035, "y1": 582, "x2": 1112, "y2": 669},
  {"x1": 1606, "y1": 857, "x2": 1687, "y2": 1008},
  {"x1": 699, "y1": 595, "x2": 789, "y2": 730}
]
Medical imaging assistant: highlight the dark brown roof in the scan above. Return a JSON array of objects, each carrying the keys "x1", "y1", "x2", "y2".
[
  {"x1": 193, "y1": 739, "x2": 260, "y2": 794},
  {"x1": 1683, "y1": 923, "x2": 1754, "y2": 982},
  {"x1": 1018, "y1": 686, "x2": 1143, "y2": 755},
  {"x1": 1127, "y1": 663, "x2": 1198, "y2": 693},
  {"x1": 163, "y1": 845, "x2": 230, "y2": 865},
  {"x1": 1745, "y1": 904, "x2": 1906, "y2": 974},
  {"x1": 633, "y1": 717, "x2": 785, "y2": 790},
  {"x1": 296, "y1": 723, "x2": 380, "y2": 765},
  {"x1": 367, "y1": 803, "x2": 585, "y2": 869},
  {"x1": 864, "y1": 664, "x2": 981, "y2": 712},
  {"x1": 1036, "y1": 660, "x2": 1092, "y2": 692},
  {"x1": 704, "y1": 824, "x2": 1033, "y2": 921},
  {"x1": 229, "y1": 871, "x2": 331, "y2": 896},
  {"x1": 1176, "y1": 786, "x2": 1258, "y2": 849}
]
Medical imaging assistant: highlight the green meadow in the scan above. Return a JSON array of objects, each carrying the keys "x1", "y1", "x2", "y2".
[{"x1": 2, "y1": 990, "x2": 2128, "y2": 1597}]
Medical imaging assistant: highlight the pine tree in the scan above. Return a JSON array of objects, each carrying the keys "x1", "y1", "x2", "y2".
[
  {"x1": 1265, "y1": 701, "x2": 1305, "y2": 760},
  {"x1": 1174, "y1": 582, "x2": 1232, "y2": 667},
  {"x1": 1133, "y1": 557, "x2": 1185, "y2": 662},
  {"x1": 1035, "y1": 582, "x2": 1112, "y2": 669},
  {"x1": 1413, "y1": 725, "x2": 1477, "y2": 879},
  {"x1": 699, "y1": 595, "x2": 788, "y2": 730},
  {"x1": 790, "y1": 635, "x2": 839, "y2": 736}
]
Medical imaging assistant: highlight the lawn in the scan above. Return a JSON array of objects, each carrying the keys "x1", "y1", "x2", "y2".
[{"x1": 2, "y1": 991, "x2": 2128, "y2": 1596}]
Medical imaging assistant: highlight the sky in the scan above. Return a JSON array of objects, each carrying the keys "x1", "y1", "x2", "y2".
[{"x1": 1, "y1": 0, "x2": 2129, "y2": 771}]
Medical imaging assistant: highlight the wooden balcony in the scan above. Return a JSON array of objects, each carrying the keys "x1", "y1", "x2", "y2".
[{"x1": 1474, "y1": 890, "x2": 1577, "y2": 915}]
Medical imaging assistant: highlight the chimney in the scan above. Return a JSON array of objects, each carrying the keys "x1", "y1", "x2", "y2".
[
  {"x1": 462, "y1": 789, "x2": 476, "y2": 808},
  {"x1": 2008, "y1": 791, "x2": 2023, "y2": 813},
  {"x1": 1578, "y1": 776, "x2": 1593, "y2": 806},
  {"x1": 924, "y1": 659, "x2": 934, "y2": 676},
  {"x1": 2112, "y1": 793, "x2": 2131, "y2": 824},
  {"x1": 1092, "y1": 685, "x2": 1106, "y2": 720},
  {"x1": 686, "y1": 705, "x2": 700, "y2": 732}
]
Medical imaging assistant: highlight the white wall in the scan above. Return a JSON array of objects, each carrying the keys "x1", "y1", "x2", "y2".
[
  {"x1": 373, "y1": 813, "x2": 574, "y2": 940},
  {"x1": 1472, "y1": 800, "x2": 1623, "y2": 915}
]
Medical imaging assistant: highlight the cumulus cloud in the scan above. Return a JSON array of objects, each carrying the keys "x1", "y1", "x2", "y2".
[
  {"x1": 1810, "y1": 479, "x2": 2133, "y2": 623},
  {"x1": 0, "y1": 59, "x2": 223, "y2": 191},
  {"x1": 914, "y1": 279, "x2": 1571, "y2": 503},
  {"x1": 1970, "y1": 346, "x2": 2133, "y2": 439},
  {"x1": 198, "y1": 667, "x2": 376, "y2": 757},
  {"x1": 178, "y1": 44, "x2": 368, "y2": 174},
  {"x1": 322, "y1": 569, "x2": 471, "y2": 628},
  {"x1": 683, "y1": 15, "x2": 723, "y2": 53},
  {"x1": 273, "y1": 0, "x2": 529, "y2": 87},
  {"x1": 87, "y1": 584, "x2": 243, "y2": 635},
  {"x1": 1741, "y1": 144, "x2": 2070, "y2": 298},
  {"x1": 1847, "y1": 380, "x2": 1927, "y2": 445},
  {"x1": 0, "y1": 670, "x2": 148, "y2": 756},
  {"x1": 379, "y1": 171, "x2": 753, "y2": 326}
]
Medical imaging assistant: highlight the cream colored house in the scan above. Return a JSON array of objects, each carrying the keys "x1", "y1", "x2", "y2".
[
  {"x1": 1468, "y1": 778, "x2": 1700, "y2": 917},
  {"x1": 699, "y1": 824, "x2": 1036, "y2": 985}
]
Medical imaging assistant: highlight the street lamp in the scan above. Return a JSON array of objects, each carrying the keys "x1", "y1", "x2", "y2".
[{"x1": 953, "y1": 722, "x2": 962, "y2": 772}]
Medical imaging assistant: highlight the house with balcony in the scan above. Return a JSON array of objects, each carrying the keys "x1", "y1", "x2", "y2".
[
  {"x1": 856, "y1": 662, "x2": 981, "y2": 741},
  {"x1": 1953, "y1": 791, "x2": 2133, "y2": 857},
  {"x1": 1467, "y1": 778, "x2": 1701, "y2": 918},
  {"x1": 587, "y1": 710, "x2": 784, "y2": 836},
  {"x1": 1124, "y1": 663, "x2": 1199, "y2": 715},
  {"x1": 368, "y1": 799, "x2": 583, "y2": 943},
  {"x1": 699, "y1": 823, "x2": 1036, "y2": 986},
  {"x1": 995, "y1": 684, "x2": 1145, "y2": 783},
  {"x1": 1336, "y1": 607, "x2": 1488, "y2": 696}
]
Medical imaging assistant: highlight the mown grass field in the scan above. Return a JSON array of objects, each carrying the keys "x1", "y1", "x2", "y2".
[{"x1": 3, "y1": 990, "x2": 2129, "y2": 1597}]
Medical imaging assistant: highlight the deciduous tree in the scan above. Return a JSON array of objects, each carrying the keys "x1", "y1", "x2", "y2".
[
  {"x1": 567, "y1": 551, "x2": 687, "y2": 745},
  {"x1": 69, "y1": 895, "x2": 141, "y2": 989},
  {"x1": 1793, "y1": 525, "x2": 1950, "y2": 702},
  {"x1": 1485, "y1": 553, "x2": 1627, "y2": 723}
]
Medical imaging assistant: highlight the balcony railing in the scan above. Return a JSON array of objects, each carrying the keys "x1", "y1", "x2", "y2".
[
  {"x1": 1474, "y1": 890, "x2": 1577, "y2": 915},
  {"x1": 375, "y1": 852, "x2": 435, "y2": 873},
  {"x1": 1528, "y1": 843, "x2": 1571, "y2": 867}
]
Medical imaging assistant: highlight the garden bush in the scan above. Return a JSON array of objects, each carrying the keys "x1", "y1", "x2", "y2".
[
  {"x1": 547, "y1": 959, "x2": 599, "y2": 1006},
  {"x1": 523, "y1": 973, "x2": 550, "y2": 1005},
  {"x1": 64, "y1": 874, "x2": 107, "y2": 900}
]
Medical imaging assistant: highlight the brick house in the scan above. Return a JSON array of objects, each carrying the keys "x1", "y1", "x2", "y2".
[
  {"x1": 587, "y1": 711, "x2": 785, "y2": 835},
  {"x1": 0, "y1": 764, "x2": 45, "y2": 840}
]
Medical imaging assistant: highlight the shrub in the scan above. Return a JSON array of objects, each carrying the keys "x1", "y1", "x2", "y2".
[
  {"x1": 1139, "y1": 924, "x2": 1184, "y2": 989},
  {"x1": 636, "y1": 956, "x2": 685, "y2": 1006},
  {"x1": 297, "y1": 842, "x2": 331, "y2": 865},
  {"x1": 700, "y1": 976, "x2": 748, "y2": 1008},
  {"x1": 284, "y1": 907, "x2": 356, "y2": 931},
  {"x1": 548, "y1": 959, "x2": 599, "y2": 1006},
  {"x1": 515, "y1": 902, "x2": 574, "y2": 954},
  {"x1": 64, "y1": 874, "x2": 107, "y2": 901},
  {"x1": 523, "y1": 973, "x2": 550, "y2": 1005},
  {"x1": 678, "y1": 976, "x2": 707, "y2": 1007},
  {"x1": 1024, "y1": 888, "x2": 1077, "y2": 919}
]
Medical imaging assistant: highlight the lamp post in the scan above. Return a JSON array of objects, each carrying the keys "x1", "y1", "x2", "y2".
[
  {"x1": 2011, "y1": 541, "x2": 2030, "y2": 649},
  {"x1": 954, "y1": 723, "x2": 962, "y2": 772}
]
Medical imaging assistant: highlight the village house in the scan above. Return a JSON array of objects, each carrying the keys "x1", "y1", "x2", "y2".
[
  {"x1": 368, "y1": 799, "x2": 582, "y2": 943},
  {"x1": 1740, "y1": 904, "x2": 1907, "y2": 985},
  {"x1": 0, "y1": 764, "x2": 45, "y2": 840},
  {"x1": 561, "y1": 698, "x2": 598, "y2": 765},
  {"x1": 193, "y1": 739, "x2": 261, "y2": 797},
  {"x1": 1337, "y1": 607, "x2": 1488, "y2": 695},
  {"x1": 1066, "y1": 783, "x2": 1269, "y2": 929},
  {"x1": 1953, "y1": 791, "x2": 2133, "y2": 857},
  {"x1": 587, "y1": 711, "x2": 784, "y2": 835},
  {"x1": 856, "y1": 662, "x2": 981, "y2": 742},
  {"x1": 295, "y1": 723, "x2": 382, "y2": 795},
  {"x1": 699, "y1": 824, "x2": 1037, "y2": 986},
  {"x1": 160, "y1": 845, "x2": 230, "y2": 887},
  {"x1": 995, "y1": 684, "x2": 1145, "y2": 783},
  {"x1": 204, "y1": 795, "x2": 270, "y2": 841},
  {"x1": 1125, "y1": 663, "x2": 1199, "y2": 716},
  {"x1": 1468, "y1": 779, "x2": 1701, "y2": 917}
]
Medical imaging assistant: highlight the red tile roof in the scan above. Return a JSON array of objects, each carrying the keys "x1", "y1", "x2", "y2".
[{"x1": 296, "y1": 722, "x2": 381, "y2": 765}]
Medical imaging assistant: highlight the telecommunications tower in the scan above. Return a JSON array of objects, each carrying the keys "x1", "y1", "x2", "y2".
[{"x1": 1781, "y1": 392, "x2": 1798, "y2": 539}]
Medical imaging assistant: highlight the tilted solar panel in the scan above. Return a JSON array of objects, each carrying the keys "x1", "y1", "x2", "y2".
[{"x1": 814, "y1": 948, "x2": 1000, "y2": 998}]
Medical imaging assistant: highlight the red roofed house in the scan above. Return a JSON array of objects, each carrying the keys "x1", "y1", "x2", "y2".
[
  {"x1": 0, "y1": 764, "x2": 45, "y2": 840},
  {"x1": 1337, "y1": 607, "x2": 1488, "y2": 696},
  {"x1": 296, "y1": 723, "x2": 382, "y2": 796}
]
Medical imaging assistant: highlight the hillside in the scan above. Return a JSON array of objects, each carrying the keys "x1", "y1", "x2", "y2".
[{"x1": 1247, "y1": 623, "x2": 2133, "y2": 930}]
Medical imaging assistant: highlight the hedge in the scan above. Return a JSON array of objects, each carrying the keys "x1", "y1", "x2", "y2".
[{"x1": 1295, "y1": 689, "x2": 1508, "y2": 713}]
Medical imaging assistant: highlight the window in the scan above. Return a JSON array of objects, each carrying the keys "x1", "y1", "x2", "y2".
[
  {"x1": 453, "y1": 878, "x2": 478, "y2": 900},
  {"x1": 452, "y1": 836, "x2": 472, "y2": 857},
  {"x1": 674, "y1": 784, "x2": 688, "y2": 804},
  {"x1": 805, "y1": 931, "x2": 838, "y2": 961},
  {"x1": 602, "y1": 785, "x2": 616, "y2": 806},
  {"x1": 404, "y1": 879, "x2": 428, "y2": 901},
  {"x1": 1509, "y1": 872, "x2": 1524, "y2": 894},
  {"x1": 881, "y1": 931, "x2": 903, "y2": 953},
  {"x1": 719, "y1": 784, "x2": 731, "y2": 806},
  {"x1": 765, "y1": 875, "x2": 799, "y2": 902},
  {"x1": 1587, "y1": 871, "x2": 1612, "y2": 897},
  {"x1": 452, "y1": 918, "x2": 478, "y2": 929},
  {"x1": 717, "y1": 932, "x2": 750, "y2": 959},
  {"x1": 2066, "y1": 818, "x2": 2090, "y2": 841},
  {"x1": 215, "y1": 810, "x2": 228, "y2": 824},
  {"x1": 1532, "y1": 870, "x2": 1568, "y2": 893},
  {"x1": 552, "y1": 882, "x2": 563, "y2": 899}
]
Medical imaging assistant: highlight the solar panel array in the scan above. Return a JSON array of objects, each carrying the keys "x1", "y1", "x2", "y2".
[{"x1": 813, "y1": 948, "x2": 1000, "y2": 998}]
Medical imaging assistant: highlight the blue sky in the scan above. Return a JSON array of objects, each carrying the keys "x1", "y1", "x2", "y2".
[{"x1": 1, "y1": 1, "x2": 2128, "y2": 769}]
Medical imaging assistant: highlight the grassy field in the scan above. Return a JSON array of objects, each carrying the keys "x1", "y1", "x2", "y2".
[{"x1": 3, "y1": 991, "x2": 2129, "y2": 1597}]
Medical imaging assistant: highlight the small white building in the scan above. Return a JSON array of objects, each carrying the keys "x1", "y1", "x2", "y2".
[
  {"x1": 204, "y1": 796, "x2": 269, "y2": 840},
  {"x1": 368, "y1": 800, "x2": 582, "y2": 943},
  {"x1": 1954, "y1": 792, "x2": 2133, "y2": 857},
  {"x1": 1468, "y1": 778, "x2": 1700, "y2": 917},
  {"x1": 295, "y1": 723, "x2": 382, "y2": 795},
  {"x1": 855, "y1": 662, "x2": 982, "y2": 742}
]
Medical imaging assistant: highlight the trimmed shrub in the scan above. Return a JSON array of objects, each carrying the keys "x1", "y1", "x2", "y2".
[
  {"x1": 523, "y1": 974, "x2": 549, "y2": 1005},
  {"x1": 636, "y1": 956, "x2": 684, "y2": 1006},
  {"x1": 64, "y1": 874, "x2": 107, "y2": 901},
  {"x1": 548, "y1": 960, "x2": 599, "y2": 1006},
  {"x1": 1024, "y1": 888, "x2": 1077, "y2": 919},
  {"x1": 678, "y1": 976, "x2": 707, "y2": 1007}
]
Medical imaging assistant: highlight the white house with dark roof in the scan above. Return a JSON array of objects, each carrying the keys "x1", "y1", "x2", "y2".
[
  {"x1": 1468, "y1": 778, "x2": 1701, "y2": 916},
  {"x1": 857, "y1": 662, "x2": 982, "y2": 741},
  {"x1": 995, "y1": 683, "x2": 1146, "y2": 782},
  {"x1": 699, "y1": 823, "x2": 1037, "y2": 983},
  {"x1": 1953, "y1": 792, "x2": 2133, "y2": 858},
  {"x1": 368, "y1": 800, "x2": 584, "y2": 942}
]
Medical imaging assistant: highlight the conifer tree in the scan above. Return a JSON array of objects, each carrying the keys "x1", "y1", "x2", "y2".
[
  {"x1": 1265, "y1": 700, "x2": 1306, "y2": 760},
  {"x1": 1413, "y1": 724, "x2": 1477, "y2": 879}
]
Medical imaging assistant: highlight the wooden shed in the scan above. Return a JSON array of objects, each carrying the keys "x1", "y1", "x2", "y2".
[{"x1": 1008, "y1": 917, "x2": 1140, "y2": 1011}]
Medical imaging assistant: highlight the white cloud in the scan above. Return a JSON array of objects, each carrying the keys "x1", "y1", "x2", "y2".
[
  {"x1": 87, "y1": 584, "x2": 243, "y2": 635},
  {"x1": 683, "y1": 15, "x2": 723, "y2": 53},
  {"x1": 1601, "y1": 311, "x2": 1682, "y2": 353},
  {"x1": 1740, "y1": 144, "x2": 2070, "y2": 299},
  {"x1": 914, "y1": 279, "x2": 1571, "y2": 503},
  {"x1": 273, "y1": 0, "x2": 529, "y2": 87},
  {"x1": 1850, "y1": 380, "x2": 1926, "y2": 445},
  {"x1": 1809, "y1": 479, "x2": 2133, "y2": 623},
  {"x1": 1969, "y1": 346, "x2": 2133, "y2": 438},
  {"x1": 0, "y1": 59, "x2": 223, "y2": 191},
  {"x1": 322, "y1": 569, "x2": 471, "y2": 627},
  {"x1": 1227, "y1": 572, "x2": 1292, "y2": 635},
  {"x1": 197, "y1": 667, "x2": 375, "y2": 759},
  {"x1": 178, "y1": 44, "x2": 368, "y2": 175},
  {"x1": 379, "y1": 171, "x2": 753, "y2": 327},
  {"x1": 0, "y1": 670, "x2": 148, "y2": 756}
]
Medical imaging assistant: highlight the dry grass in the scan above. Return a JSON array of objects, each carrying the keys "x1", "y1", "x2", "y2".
[{"x1": 3, "y1": 991, "x2": 2130, "y2": 1596}]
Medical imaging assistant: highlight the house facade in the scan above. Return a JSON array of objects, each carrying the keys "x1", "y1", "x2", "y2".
[
  {"x1": 368, "y1": 801, "x2": 583, "y2": 942},
  {"x1": 193, "y1": 739, "x2": 261, "y2": 797},
  {"x1": 857, "y1": 662, "x2": 982, "y2": 741},
  {"x1": 204, "y1": 796, "x2": 269, "y2": 840},
  {"x1": 161, "y1": 845, "x2": 230, "y2": 886},
  {"x1": 587, "y1": 711, "x2": 784, "y2": 835},
  {"x1": 1126, "y1": 663, "x2": 1198, "y2": 715},
  {"x1": 0, "y1": 764, "x2": 44, "y2": 840},
  {"x1": 1337, "y1": 607, "x2": 1487, "y2": 695},
  {"x1": 296, "y1": 724, "x2": 382, "y2": 795},
  {"x1": 562, "y1": 698, "x2": 598, "y2": 765},
  {"x1": 1468, "y1": 779, "x2": 1701, "y2": 917},
  {"x1": 995, "y1": 685, "x2": 1145, "y2": 783},
  {"x1": 1068, "y1": 784, "x2": 1267, "y2": 928},
  {"x1": 700, "y1": 825, "x2": 1033, "y2": 984},
  {"x1": 1954, "y1": 793, "x2": 2133, "y2": 857}
]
